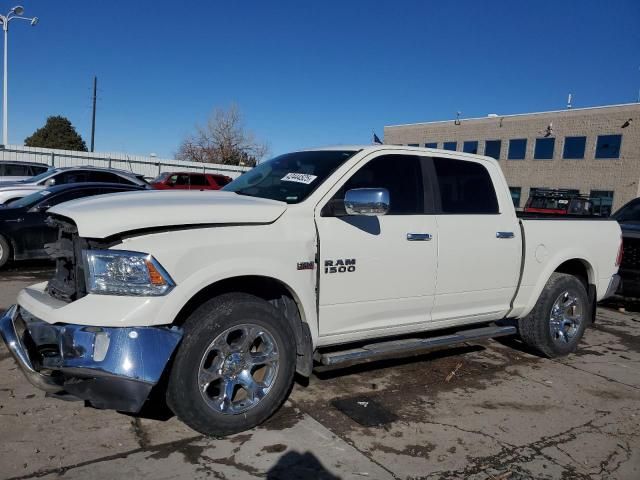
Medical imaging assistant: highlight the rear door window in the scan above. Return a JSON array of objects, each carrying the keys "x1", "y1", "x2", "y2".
[
  {"x1": 4, "y1": 163, "x2": 30, "y2": 176},
  {"x1": 433, "y1": 158, "x2": 499, "y2": 214},
  {"x1": 190, "y1": 174, "x2": 208, "y2": 186}
]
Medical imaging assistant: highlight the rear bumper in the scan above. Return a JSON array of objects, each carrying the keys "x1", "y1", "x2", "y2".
[
  {"x1": 602, "y1": 274, "x2": 622, "y2": 300},
  {"x1": 617, "y1": 269, "x2": 640, "y2": 298},
  {"x1": 0, "y1": 305, "x2": 182, "y2": 412}
]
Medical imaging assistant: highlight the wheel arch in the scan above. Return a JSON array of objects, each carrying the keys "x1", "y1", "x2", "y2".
[
  {"x1": 171, "y1": 275, "x2": 314, "y2": 377},
  {"x1": 515, "y1": 256, "x2": 597, "y2": 320},
  {"x1": 553, "y1": 258, "x2": 597, "y2": 323}
]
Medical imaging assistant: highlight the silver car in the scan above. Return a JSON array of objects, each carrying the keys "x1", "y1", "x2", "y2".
[
  {"x1": 0, "y1": 166, "x2": 149, "y2": 204},
  {"x1": 0, "y1": 161, "x2": 50, "y2": 183}
]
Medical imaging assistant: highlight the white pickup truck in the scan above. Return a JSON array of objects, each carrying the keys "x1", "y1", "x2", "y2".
[{"x1": 1, "y1": 146, "x2": 622, "y2": 436}]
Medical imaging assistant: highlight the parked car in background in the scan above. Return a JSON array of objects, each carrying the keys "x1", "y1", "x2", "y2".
[
  {"x1": 0, "y1": 182, "x2": 147, "y2": 269},
  {"x1": 523, "y1": 189, "x2": 606, "y2": 216},
  {"x1": 0, "y1": 161, "x2": 50, "y2": 183},
  {"x1": 612, "y1": 197, "x2": 640, "y2": 297},
  {"x1": 151, "y1": 171, "x2": 232, "y2": 190},
  {"x1": 0, "y1": 166, "x2": 149, "y2": 204}
]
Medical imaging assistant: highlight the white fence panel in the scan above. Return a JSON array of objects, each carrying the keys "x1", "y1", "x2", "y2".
[{"x1": 0, "y1": 145, "x2": 251, "y2": 179}]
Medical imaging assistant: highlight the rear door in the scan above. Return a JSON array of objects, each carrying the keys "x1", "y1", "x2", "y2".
[
  {"x1": 189, "y1": 174, "x2": 209, "y2": 190},
  {"x1": 431, "y1": 157, "x2": 521, "y2": 323},
  {"x1": 316, "y1": 152, "x2": 438, "y2": 338}
]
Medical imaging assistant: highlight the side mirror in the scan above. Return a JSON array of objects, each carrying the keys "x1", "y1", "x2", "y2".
[
  {"x1": 344, "y1": 188, "x2": 390, "y2": 216},
  {"x1": 44, "y1": 178, "x2": 56, "y2": 187},
  {"x1": 29, "y1": 203, "x2": 51, "y2": 213}
]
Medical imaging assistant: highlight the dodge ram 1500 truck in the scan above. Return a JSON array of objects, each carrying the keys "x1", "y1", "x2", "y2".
[{"x1": 0, "y1": 146, "x2": 622, "y2": 436}]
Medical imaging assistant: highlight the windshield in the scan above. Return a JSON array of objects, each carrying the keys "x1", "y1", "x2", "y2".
[
  {"x1": 152, "y1": 172, "x2": 171, "y2": 183},
  {"x1": 223, "y1": 150, "x2": 357, "y2": 203},
  {"x1": 6, "y1": 190, "x2": 52, "y2": 208},
  {"x1": 613, "y1": 200, "x2": 640, "y2": 222},
  {"x1": 20, "y1": 169, "x2": 56, "y2": 184}
]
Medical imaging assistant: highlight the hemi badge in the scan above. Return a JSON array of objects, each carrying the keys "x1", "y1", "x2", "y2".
[{"x1": 297, "y1": 261, "x2": 315, "y2": 271}]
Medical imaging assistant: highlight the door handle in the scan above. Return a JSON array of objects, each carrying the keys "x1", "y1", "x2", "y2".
[
  {"x1": 496, "y1": 231, "x2": 514, "y2": 239},
  {"x1": 5, "y1": 218, "x2": 23, "y2": 223},
  {"x1": 407, "y1": 233, "x2": 432, "y2": 241}
]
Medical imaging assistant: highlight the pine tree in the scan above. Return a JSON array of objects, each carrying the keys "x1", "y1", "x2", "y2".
[{"x1": 24, "y1": 116, "x2": 87, "y2": 151}]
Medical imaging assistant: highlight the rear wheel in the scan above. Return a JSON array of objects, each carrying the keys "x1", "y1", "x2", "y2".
[
  {"x1": 0, "y1": 235, "x2": 11, "y2": 269},
  {"x1": 518, "y1": 273, "x2": 589, "y2": 357},
  {"x1": 167, "y1": 293, "x2": 296, "y2": 437}
]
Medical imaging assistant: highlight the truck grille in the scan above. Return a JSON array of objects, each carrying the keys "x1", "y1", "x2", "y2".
[
  {"x1": 621, "y1": 236, "x2": 640, "y2": 270},
  {"x1": 45, "y1": 216, "x2": 87, "y2": 303}
]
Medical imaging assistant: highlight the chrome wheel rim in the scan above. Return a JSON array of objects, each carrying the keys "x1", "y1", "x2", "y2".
[
  {"x1": 198, "y1": 323, "x2": 279, "y2": 415},
  {"x1": 0, "y1": 243, "x2": 3, "y2": 261},
  {"x1": 549, "y1": 290, "x2": 583, "y2": 345}
]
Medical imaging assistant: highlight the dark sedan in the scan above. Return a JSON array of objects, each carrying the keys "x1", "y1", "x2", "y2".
[{"x1": 0, "y1": 182, "x2": 146, "y2": 269}]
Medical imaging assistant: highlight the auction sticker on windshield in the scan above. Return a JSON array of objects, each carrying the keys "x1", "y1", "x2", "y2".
[{"x1": 281, "y1": 173, "x2": 317, "y2": 184}]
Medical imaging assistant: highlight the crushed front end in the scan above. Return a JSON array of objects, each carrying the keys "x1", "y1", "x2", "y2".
[
  {"x1": 0, "y1": 215, "x2": 182, "y2": 412},
  {"x1": 0, "y1": 305, "x2": 181, "y2": 412}
]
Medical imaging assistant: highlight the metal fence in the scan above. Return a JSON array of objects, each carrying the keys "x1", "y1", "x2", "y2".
[{"x1": 0, "y1": 145, "x2": 251, "y2": 180}]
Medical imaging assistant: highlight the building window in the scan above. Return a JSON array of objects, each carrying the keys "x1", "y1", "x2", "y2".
[
  {"x1": 508, "y1": 139, "x2": 527, "y2": 160},
  {"x1": 509, "y1": 187, "x2": 521, "y2": 208},
  {"x1": 595, "y1": 135, "x2": 622, "y2": 159},
  {"x1": 562, "y1": 136, "x2": 586, "y2": 159},
  {"x1": 534, "y1": 138, "x2": 555, "y2": 160},
  {"x1": 443, "y1": 141, "x2": 457, "y2": 151},
  {"x1": 463, "y1": 141, "x2": 478, "y2": 154},
  {"x1": 407, "y1": 143, "x2": 419, "y2": 147},
  {"x1": 484, "y1": 140, "x2": 501, "y2": 160},
  {"x1": 424, "y1": 142, "x2": 438, "y2": 148},
  {"x1": 590, "y1": 190, "x2": 614, "y2": 216}
]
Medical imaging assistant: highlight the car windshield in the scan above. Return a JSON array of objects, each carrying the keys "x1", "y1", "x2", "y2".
[
  {"x1": 222, "y1": 150, "x2": 357, "y2": 204},
  {"x1": 20, "y1": 169, "x2": 56, "y2": 184},
  {"x1": 152, "y1": 172, "x2": 171, "y2": 183},
  {"x1": 613, "y1": 201, "x2": 640, "y2": 222},
  {"x1": 6, "y1": 190, "x2": 52, "y2": 208}
]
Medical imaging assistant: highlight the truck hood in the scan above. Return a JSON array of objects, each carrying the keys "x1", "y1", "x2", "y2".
[{"x1": 48, "y1": 190, "x2": 287, "y2": 238}]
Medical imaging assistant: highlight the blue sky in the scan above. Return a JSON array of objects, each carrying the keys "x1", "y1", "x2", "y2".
[{"x1": 7, "y1": 0, "x2": 640, "y2": 158}]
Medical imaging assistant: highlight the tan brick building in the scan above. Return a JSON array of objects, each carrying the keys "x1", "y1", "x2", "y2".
[{"x1": 384, "y1": 103, "x2": 640, "y2": 214}]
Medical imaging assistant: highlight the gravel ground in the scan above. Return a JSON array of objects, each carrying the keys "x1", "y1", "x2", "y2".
[{"x1": 0, "y1": 266, "x2": 638, "y2": 479}]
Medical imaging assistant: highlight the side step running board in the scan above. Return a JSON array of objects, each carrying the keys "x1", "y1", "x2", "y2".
[{"x1": 317, "y1": 324, "x2": 516, "y2": 366}]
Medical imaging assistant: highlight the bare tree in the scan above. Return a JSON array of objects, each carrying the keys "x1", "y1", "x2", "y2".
[{"x1": 176, "y1": 104, "x2": 269, "y2": 167}]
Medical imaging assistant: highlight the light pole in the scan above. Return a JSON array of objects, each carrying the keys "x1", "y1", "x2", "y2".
[{"x1": 0, "y1": 6, "x2": 38, "y2": 146}]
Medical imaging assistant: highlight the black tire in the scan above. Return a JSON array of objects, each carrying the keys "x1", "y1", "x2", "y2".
[
  {"x1": 518, "y1": 273, "x2": 590, "y2": 358},
  {"x1": 166, "y1": 293, "x2": 296, "y2": 437},
  {"x1": 0, "y1": 235, "x2": 10, "y2": 269}
]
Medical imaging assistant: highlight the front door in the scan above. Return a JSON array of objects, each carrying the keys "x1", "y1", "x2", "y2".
[{"x1": 315, "y1": 153, "x2": 438, "y2": 339}]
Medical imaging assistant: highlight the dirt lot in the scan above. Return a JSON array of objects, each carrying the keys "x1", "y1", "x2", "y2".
[{"x1": 1, "y1": 265, "x2": 639, "y2": 479}]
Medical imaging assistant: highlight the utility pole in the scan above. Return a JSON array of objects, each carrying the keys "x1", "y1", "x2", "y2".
[{"x1": 90, "y1": 75, "x2": 97, "y2": 152}]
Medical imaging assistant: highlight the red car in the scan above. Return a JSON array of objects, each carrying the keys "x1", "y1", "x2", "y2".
[{"x1": 151, "y1": 172, "x2": 233, "y2": 190}]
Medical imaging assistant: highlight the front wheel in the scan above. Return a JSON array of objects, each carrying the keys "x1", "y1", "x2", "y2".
[
  {"x1": 518, "y1": 273, "x2": 590, "y2": 358},
  {"x1": 167, "y1": 293, "x2": 296, "y2": 437},
  {"x1": 0, "y1": 235, "x2": 11, "y2": 269}
]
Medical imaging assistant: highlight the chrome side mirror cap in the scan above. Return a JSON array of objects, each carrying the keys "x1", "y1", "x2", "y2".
[{"x1": 344, "y1": 188, "x2": 390, "y2": 216}]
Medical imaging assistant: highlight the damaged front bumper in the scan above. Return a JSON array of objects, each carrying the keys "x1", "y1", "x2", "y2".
[{"x1": 0, "y1": 305, "x2": 182, "y2": 412}]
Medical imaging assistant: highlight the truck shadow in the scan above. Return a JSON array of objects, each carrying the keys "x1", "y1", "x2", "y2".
[{"x1": 266, "y1": 451, "x2": 341, "y2": 479}]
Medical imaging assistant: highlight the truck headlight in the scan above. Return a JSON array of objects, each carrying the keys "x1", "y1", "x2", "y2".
[{"x1": 82, "y1": 250, "x2": 175, "y2": 296}]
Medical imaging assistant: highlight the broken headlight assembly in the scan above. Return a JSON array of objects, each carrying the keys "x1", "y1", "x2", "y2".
[{"x1": 82, "y1": 250, "x2": 175, "y2": 296}]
